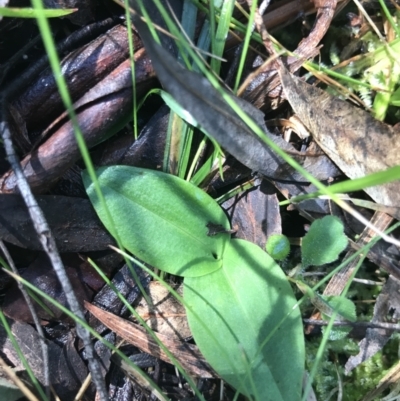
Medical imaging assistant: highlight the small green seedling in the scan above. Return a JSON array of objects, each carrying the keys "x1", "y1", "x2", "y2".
[
  {"x1": 268, "y1": 216, "x2": 355, "y2": 340},
  {"x1": 295, "y1": 216, "x2": 356, "y2": 341},
  {"x1": 266, "y1": 216, "x2": 347, "y2": 266},
  {"x1": 265, "y1": 234, "x2": 291, "y2": 261},
  {"x1": 302, "y1": 215, "x2": 348, "y2": 268},
  {"x1": 298, "y1": 216, "x2": 355, "y2": 340}
]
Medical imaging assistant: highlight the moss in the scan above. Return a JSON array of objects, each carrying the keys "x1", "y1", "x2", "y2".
[{"x1": 306, "y1": 337, "x2": 399, "y2": 400}]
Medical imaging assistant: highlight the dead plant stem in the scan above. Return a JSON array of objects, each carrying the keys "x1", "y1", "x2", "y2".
[{"x1": 0, "y1": 103, "x2": 108, "y2": 400}]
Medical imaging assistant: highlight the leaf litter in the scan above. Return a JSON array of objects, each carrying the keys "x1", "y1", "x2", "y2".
[
  {"x1": 279, "y1": 66, "x2": 400, "y2": 208},
  {"x1": 2, "y1": 0, "x2": 400, "y2": 400}
]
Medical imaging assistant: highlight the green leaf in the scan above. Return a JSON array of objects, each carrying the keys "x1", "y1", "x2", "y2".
[
  {"x1": 0, "y1": 7, "x2": 76, "y2": 18},
  {"x1": 302, "y1": 216, "x2": 348, "y2": 268},
  {"x1": 321, "y1": 295, "x2": 357, "y2": 322},
  {"x1": 286, "y1": 165, "x2": 400, "y2": 206},
  {"x1": 210, "y1": 0, "x2": 235, "y2": 75},
  {"x1": 321, "y1": 295, "x2": 356, "y2": 341},
  {"x1": 322, "y1": 325, "x2": 352, "y2": 341},
  {"x1": 184, "y1": 239, "x2": 304, "y2": 401},
  {"x1": 83, "y1": 166, "x2": 230, "y2": 277},
  {"x1": 389, "y1": 86, "x2": 400, "y2": 106},
  {"x1": 155, "y1": 88, "x2": 223, "y2": 157}
]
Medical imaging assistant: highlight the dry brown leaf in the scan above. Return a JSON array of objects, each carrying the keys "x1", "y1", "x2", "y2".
[
  {"x1": 85, "y1": 302, "x2": 215, "y2": 378},
  {"x1": 279, "y1": 67, "x2": 400, "y2": 207},
  {"x1": 222, "y1": 181, "x2": 282, "y2": 249},
  {"x1": 135, "y1": 281, "x2": 191, "y2": 339}
]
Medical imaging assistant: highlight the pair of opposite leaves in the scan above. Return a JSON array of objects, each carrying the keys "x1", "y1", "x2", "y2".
[{"x1": 83, "y1": 166, "x2": 304, "y2": 401}]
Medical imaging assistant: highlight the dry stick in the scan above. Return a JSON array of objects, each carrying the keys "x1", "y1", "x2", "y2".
[
  {"x1": 0, "y1": 240, "x2": 50, "y2": 400},
  {"x1": 303, "y1": 319, "x2": 400, "y2": 331},
  {"x1": 0, "y1": 107, "x2": 108, "y2": 400},
  {"x1": 348, "y1": 233, "x2": 400, "y2": 280},
  {"x1": 74, "y1": 373, "x2": 93, "y2": 401},
  {"x1": 245, "y1": 0, "x2": 278, "y2": 59},
  {"x1": 239, "y1": 0, "x2": 341, "y2": 106}
]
